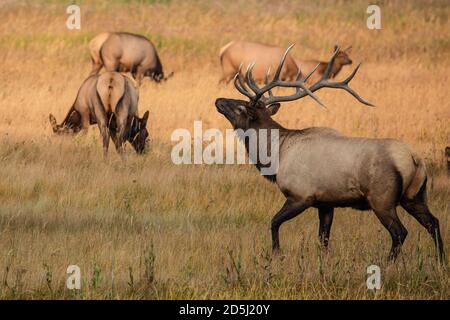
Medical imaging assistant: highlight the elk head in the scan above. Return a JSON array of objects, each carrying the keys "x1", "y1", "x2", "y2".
[
  {"x1": 334, "y1": 45, "x2": 353, "y2": 66},
  {"x1": 216, "y1": 44, "x2": 372, "y2": 129},
  {"x1": 49, "y1": 109, "x2": 82, "y2": 134},
  {"x1": 128, "y1": 110, "x2": 150, "y2": 154}
]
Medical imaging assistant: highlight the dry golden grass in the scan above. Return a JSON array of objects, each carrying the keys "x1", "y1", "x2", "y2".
[{"x1": 0, "y1": 0, "x2": 448, "y2": 299}]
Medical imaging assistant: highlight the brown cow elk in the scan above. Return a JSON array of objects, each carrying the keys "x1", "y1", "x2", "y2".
[
  {"x1": 215, "y1": 45, "x2": 445, "y2": 263},
  {"x1": 295, "y1": 45, "x2": 353, "y2": 84},
  {"x1": 49, "y1": 72, "x2": 149, "y2": 154},
  {"x1": 89, "y1": 32, "x2": 173, "y2": 86}
]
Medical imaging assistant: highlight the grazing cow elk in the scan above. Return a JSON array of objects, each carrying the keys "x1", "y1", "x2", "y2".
[
  {"x1": 49, "y1": 72, "x2": 149, "y2": 154},
  {"x1": 215, "y1": 45, "x2": 445, "y2": 263},
  {"x1": 89, "y1": 32, "x2": 172, "y2": 86},
  {"x1": 219, "y1": 41, "x2": 299, "y2": 84},
  {"x1": 295, "y1": 45, "x2": 352, "y2": 84}
]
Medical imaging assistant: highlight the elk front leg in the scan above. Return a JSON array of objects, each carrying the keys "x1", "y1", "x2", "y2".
[
  {"x1": 318, "y1": 206, "x2": 334, "y2": 248},
  {"x1": 135, "y1": 66, "x2": 145, "y2": 86},
  {"x1": 271, "y1": 198, "x2": 311, "y2": 253}
]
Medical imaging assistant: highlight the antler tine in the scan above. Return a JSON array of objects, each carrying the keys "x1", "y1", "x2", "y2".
[
  {"x1": 265, "y1": 67, "x2": 273, "y2": 97},
  {"x1": 265, "y1": 80, "x2": 326, "y2": 108},
  {"x1": 273, "y1": 43, "x2": 295, "y2": 81},
  {"x1": 246, "y1": 62, "x2": 262, "y2": 96},
  {"x1": 303, "y1": 62, "x2": 320, "y2": 83},
  {"x1": 322, "y1": 46, "x2": 340, "y2": 80},
  {"x1": 302, "y1": 63, "x2": 374, "y2": 106},
  {"x1": 319, "y1": 64, "x2": 374, "y2": 106},
  {"x1": 233, "y1": 72, "x2": 254, "y2": 99},
  {"x1": 232, "y1": 45, "x2": 373, "y2": 108}
]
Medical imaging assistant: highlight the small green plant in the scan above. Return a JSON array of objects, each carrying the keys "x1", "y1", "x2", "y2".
[{"x1": 91, "y1": 263, "x2": 102, "y2": 290}]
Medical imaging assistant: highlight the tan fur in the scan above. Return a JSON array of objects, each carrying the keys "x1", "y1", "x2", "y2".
[
  {"x1": 89, "y1": 32, "x2": 111, "y2": 75},
  {"x1": 96, "y1": 72, "x2": 125, "y2": 114},
  {"x1": 219, "y1": 41, "x2": 299, "y2": 83}
]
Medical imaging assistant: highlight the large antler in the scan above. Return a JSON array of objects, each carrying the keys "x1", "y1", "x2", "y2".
[{"x1": 233, "y1": 44, "x2": 374, "y2": 107}]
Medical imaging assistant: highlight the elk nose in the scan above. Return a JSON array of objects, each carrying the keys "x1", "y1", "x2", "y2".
[
  {"x1": 215, "y1": 98, "x2": 227, "y2": 111},
  {"x1": 348, "y1": 59, "x2": 353, "y2": 64}
]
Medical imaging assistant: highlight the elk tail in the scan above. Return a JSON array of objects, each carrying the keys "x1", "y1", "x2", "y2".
[
  {"x1": 219, "y1": 41, "x2": 235, "y2": 63},
  {"x1": 96, "y1": 72, "x2": 125, "y2": 114}
]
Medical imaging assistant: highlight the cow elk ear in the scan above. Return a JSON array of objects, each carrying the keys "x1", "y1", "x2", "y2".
[
  {"x1": 345, "y1": 45, "x2": 352, "y2": 53},
  {"x1": 267, "y1": 103, "x2": 281, "y2": 116},
  {"x1": 142, "y1": 111, "x2": 149, "y2": 127},
  {"x1": 49, "y1": 114, "x2": 58, "y2": 132},
  {"x1": 334, "y1": 45, "x2": 339, "y2": 52},
  {"x1": 445, "y1": 146, "x2": 450, "y2": 157}
]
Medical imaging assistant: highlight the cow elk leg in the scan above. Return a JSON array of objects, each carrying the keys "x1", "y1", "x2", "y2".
[
  {"x1": 114, "y1": 123, "x2": 126, "y2": 154},
  {"x1": 97, "y1": 122, "x2": 110, "y2": 158},
  {"x1": 135, "y1": 66, "x2": 145, "y2": 86}
]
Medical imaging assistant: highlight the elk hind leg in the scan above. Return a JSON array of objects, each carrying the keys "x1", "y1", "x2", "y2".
[
  {"x1": 401, "y1": 188, "x2": 445, "y2": 264},
  {"x1": 372, "y1": 207, "x2": 408, "y2": 261}
]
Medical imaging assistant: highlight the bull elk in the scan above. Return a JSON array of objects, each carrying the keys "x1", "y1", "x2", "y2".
[
  {"x1": 215, "y1": 45, "x2": 445, "y2": 263},
  {"x1": 89, "y1": 32, "x2": 173, "y2": 86},
  {"x1": 295, "y1": 45, "x2": 353, "y2": 84},
  {"x1": 219, "y1": 41, "x2": 299, "y2": 84},
  {"x1": 49, "y1": 72, "x2": 149, "y2": 155}
]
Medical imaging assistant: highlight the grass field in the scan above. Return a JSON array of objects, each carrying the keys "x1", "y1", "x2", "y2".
[{"x1": 0, "y1": 0, "x2": 449, "y2": 299}]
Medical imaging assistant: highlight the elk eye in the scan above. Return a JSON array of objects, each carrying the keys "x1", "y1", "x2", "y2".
[{"x1": 234, "y1": 105, "x2": 246, "y2": 115}]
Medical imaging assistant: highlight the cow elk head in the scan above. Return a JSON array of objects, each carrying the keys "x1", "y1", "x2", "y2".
[
  {"x1": 334, "y1": 45, "x2": 353, "y2": 66},
  {"x1": 128, "y1": 110, "x2": 150, "y2": 154}
]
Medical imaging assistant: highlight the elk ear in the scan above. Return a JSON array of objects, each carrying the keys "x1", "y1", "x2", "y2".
[
  {"x1": 267, "y1": 103, "x2": 281, "y2": 116},
  {"x1": 49, "y1": 114, "x2": 58, "y2": 132},
  {"x1": 345, "y1": 45, "x2": 352, "y2": 53},
  {"x1": 141, "y1": 111, "x2": 149, "y2": 127},
  {"x1": 445, "y1": 146, "x2": 450, "y2": 156},
  {"x1": 334, "y1": 45, "x2": 338, "y2": 52}
]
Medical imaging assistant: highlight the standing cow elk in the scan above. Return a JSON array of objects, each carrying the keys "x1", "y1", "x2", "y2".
[
  {"x1": 219, "y1": 41, "x2": 299, "y2": 84},
  {"x1": 89, "y1": 32, "x2": 173, "y2": 86},
  {"x1": 295, "y1": 45, "x2": 353, "y2": 84},
  {"x1": 49, "y1": 72, "x2": 149, "y2": 155},
  {"x1": 215, "y1": 45, "x2": 445, "y2": 263}
]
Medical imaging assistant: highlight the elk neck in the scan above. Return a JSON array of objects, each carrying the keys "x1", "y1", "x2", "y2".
[{"x1": 239, "y1": 117, "x2": 290, "y2": 182}]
